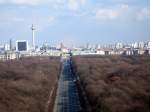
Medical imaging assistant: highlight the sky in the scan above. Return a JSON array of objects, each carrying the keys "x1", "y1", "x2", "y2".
[{"x1": 0, "y1": 0, "x2": 150, "y2": 47}]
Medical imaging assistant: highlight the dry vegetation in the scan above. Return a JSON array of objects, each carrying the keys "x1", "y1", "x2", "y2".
[
  {"x1": 72, "y1": 55, "x2": 150, "y2": 112},
  {"x1": 0, "y1": 56, "x2": 60, "y2": 112}
]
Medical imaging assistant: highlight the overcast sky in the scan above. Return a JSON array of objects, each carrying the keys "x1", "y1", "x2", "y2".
[{"x1": 0, "y1": 0, "x2": 150, "y2": 46}]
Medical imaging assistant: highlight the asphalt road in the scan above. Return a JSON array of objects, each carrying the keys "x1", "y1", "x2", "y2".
[{"x1": 53, "y1": 57, "x2": 81, "y2": 112}]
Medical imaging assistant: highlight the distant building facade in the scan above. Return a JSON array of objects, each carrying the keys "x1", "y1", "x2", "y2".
[
  {"x1": 0, "y1": 51, "x2": 20, "y2": 61},
  {"x1": 16, "y1": 40, "x2": 28, "y2": 52}
]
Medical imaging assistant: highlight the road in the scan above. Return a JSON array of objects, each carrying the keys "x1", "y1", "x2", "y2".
[{"x1": 53, "y1": 56, "x2": 81, "y2": 112}]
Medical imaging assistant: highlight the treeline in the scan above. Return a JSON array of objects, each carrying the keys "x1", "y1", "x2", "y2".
[
  {"x1": 72, "y1": 55, "x2": 150, "y2": 112},
  {"x1": 0, "y1": 56, "x2": 60, "y2": 112}
]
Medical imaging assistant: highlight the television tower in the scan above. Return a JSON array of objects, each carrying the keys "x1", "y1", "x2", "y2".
[{"x1": 31, "y1": 24, "x2": 36, "y2": 50}]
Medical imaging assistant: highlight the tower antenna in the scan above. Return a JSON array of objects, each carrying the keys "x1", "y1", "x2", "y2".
[{"x1": 31, "y1": 24, "x2": 36, "y2": 50}]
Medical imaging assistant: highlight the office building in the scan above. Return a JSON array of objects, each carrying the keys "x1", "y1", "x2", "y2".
[
  {"x1": 139, "y1": 42, "x2": 145, "y2": 49},
  {"x1": 10, "y1": 39, "x2": 13, "y2": 51},
  {"x1": 147, "y1": 41, "x2": 150, "y2": 48},
  {"x1": 16, "y1": 40, "x2": 28, "y2": 51},
  {"x1": 4, "y1": 44, "x2": 10, "y2": 51},
  {"x1": 116, "y1": 43, "x2": 123, "y2": 49}
]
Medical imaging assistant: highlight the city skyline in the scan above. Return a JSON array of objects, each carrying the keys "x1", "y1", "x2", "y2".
[{"x1": 0, "y1": 0, "x2": 150, "y2": 46}]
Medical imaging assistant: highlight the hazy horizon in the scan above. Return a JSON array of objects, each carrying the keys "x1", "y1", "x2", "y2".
[{"x1": 0, "y1": 0, "x2": 150, "y2": 46}]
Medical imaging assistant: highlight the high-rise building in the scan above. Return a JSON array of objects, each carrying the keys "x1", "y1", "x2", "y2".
[
  {"x1": 9, "y1": 38, "x2": 13, "y2": 51},
  {"x1": 86, "y1": 43, "x2": 89, "y2": 49},
  {"x1": 147, "y1": 41, "x2": 150, "y2": 48},
  {"x1": 116, "y1": 43, "x2": 123, "y2": 49},
  {"x1": 133, "y1": 42, "x2": 138, "y2": 48},
  {"x1": 138, "y1": 42, "x2": 145, "y2": 49},
  {"x1": 97, "y1": 44, "x2": 101, "y2": 49},
  {"x1": 4, "y1": 44, "x2": 10, "y2": 51},
  {"x1": 16, "y1": 40, "x2": 28, "y2": 51},
  {"x1": 60, "y1": 42, "x2": 65, "y2": 49}
]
